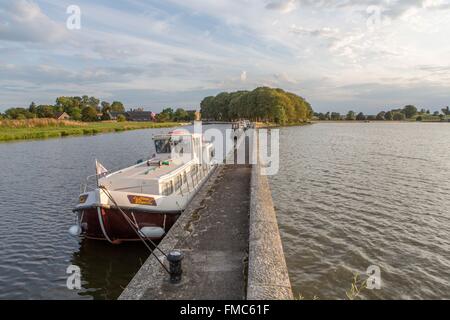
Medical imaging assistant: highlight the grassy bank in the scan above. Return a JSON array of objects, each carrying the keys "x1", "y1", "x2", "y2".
[{"x1": 0, "y1": 119, "x2": 182, "y2": 142}]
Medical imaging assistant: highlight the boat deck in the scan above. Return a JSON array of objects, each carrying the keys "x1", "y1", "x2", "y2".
[
  {"x1": 101, "y1": 161, "x2": 187, "y2": 185},
  {"x1": 98, "y1": 161, "x2": 190, "y2": 195}
]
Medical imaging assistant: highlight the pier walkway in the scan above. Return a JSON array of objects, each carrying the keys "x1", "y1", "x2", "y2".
[{"x1": 119, "y1": 164, "x2": 251, "y2": 300}]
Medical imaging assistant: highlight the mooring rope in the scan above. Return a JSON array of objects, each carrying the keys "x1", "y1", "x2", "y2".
[
  {"x1": 98, "y1": 186, "x2": 170, "y2": 274},
  {"x1": 97, "y1": 207, "x2": 114, "y2": 244}
]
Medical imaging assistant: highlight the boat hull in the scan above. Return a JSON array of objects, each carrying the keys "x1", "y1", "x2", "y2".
[{"x1": 77, "y1": 206, "x2": 180, "y2": 244}]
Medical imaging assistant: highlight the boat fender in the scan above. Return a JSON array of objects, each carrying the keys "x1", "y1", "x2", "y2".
[
  {"x1": 69, "y1": 225, "x2": 82, "y2": 237},
  {"x1": 139, "y1": 226, "x2": 165, "y2": 239}
]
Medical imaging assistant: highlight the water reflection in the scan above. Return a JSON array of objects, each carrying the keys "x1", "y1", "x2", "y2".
[{"x1": 71, "y1": 239, "x2": 150, "y2": 300}]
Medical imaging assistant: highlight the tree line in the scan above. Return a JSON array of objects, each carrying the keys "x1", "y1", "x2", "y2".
[
  {"x1": 0, "y1": 96, "x2": 199, "y2": 123},
  {"x1": 156, "y1": 108, "x2": 197, "y2": 122},
  {"x1": 315, "y1": 105, "x2": 450, "y2": 121},
  {"x1": 0, "y1": 96, "x2": 126, "y2": 122},
  {"x1": 200, "y1": 87, "x2": 314, "y2": 124}
]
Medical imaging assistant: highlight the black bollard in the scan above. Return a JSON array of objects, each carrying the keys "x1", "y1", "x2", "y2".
[{"x1": 167, "y1": 250, "x2": 184, "y2": 283}]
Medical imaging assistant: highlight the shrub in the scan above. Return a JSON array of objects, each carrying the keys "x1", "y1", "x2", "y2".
[
  {"x1": 117, "y1": 114, "x2": 126, "y2": 122},
  {"x1": 81, "y1": 107, "x2": 98, "y2": 122},
  {"x1": 376, "y1": 112, "x2": 385, "y2": 120}
]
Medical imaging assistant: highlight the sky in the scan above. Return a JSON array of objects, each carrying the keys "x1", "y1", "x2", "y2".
[{"x1": 1, "y1": 0, "x2": 450, "y2": 113}]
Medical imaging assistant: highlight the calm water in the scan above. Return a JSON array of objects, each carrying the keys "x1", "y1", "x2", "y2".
[
  {"x1": 270, "y1": 123, "x2": 450, "y2": 299},
  {"x1": 0, "y1": 125, "x2": 229, "y2": 300},
  {"x1": 1, "y1": 123, "x2": 449, "y2": 299}
]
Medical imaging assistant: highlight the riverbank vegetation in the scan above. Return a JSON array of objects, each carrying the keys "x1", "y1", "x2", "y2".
[
  {"x1": 200, "y1": 87, "x2": 314, "y2": 125},
  {"x1": 156, "y1": 108, "x2": 198, "y2": 122},
  {"x1": 0, "y1": 95, "x2": 198, "y2": 124},
  {"x1": 315, "y1": 105, "x2": 450, "y2": 122},
  {"x1": 0, "y1": 96, "x2": 126, "y2": 121},
  {"x1": 0, "y1": 119, "x2": 180, "y2": 142}
]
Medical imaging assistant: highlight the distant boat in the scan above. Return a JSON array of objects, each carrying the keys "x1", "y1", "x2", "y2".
[{"x1": 71, "y1": 129, "x2": 216, "y2": 244}]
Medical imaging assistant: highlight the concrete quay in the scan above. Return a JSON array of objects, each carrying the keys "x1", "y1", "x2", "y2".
[{"x1": 120, "y1": 132, "x2": 292, "y2": 300}]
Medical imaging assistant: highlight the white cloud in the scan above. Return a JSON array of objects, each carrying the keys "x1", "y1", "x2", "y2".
[
  {"x1": 0, "y1": 0, "x2": 67, "y2": 42},
  {"x1": 265, "y1": 0, "x2": 297, "y2": 14}
]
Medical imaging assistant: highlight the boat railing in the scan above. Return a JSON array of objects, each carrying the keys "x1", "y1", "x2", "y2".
[{"x1": 80, "y1": 174, "x2": 105, "y2": 193}]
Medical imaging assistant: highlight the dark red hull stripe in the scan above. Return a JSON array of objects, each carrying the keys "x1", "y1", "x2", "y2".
[{"x1": 79, "y1": 207, "x2": 180, "y2": 242}]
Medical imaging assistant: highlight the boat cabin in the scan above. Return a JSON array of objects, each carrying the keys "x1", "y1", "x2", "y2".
[{"x1": 98, "y1": 130, "x2": 214, "y2": 197}]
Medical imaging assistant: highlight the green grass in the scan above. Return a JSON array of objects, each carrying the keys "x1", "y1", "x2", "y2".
[{"x1": 0, "y1": 120, "x2": 182, "y2": 142}]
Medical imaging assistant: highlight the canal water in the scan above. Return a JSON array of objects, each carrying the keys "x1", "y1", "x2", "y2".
[
  {"x1": 1, "y1": 123, "x2": 449, "y2": 299},
  {"x1": 0, "y1": 125, "x2": 230, "y2": 300},
  {"x1": 270, "y1": 123, "x2": 450, "y2": 299}
]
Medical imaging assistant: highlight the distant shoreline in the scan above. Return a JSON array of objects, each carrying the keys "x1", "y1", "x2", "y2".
[
  {"x1": 256, "y1": 121, "x2": 312, "y2": 129},
  {"x1": 0, "y1": 120, "x2": 183, "y2": 143},
  {"x1": 312, "y1": 120, "x2": 450, "y2": 123}
]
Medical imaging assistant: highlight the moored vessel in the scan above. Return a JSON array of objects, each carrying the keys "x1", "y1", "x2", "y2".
[{"x1": 71, "y1": 129, "x2": 216, "y2": 244}]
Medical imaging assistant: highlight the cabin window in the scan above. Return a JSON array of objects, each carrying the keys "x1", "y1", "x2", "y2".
[
  {"x1": 175, "y1": 175, "x2": 182, "y2": 191},
  {"x1": 155, "y1": 139, "x2": 171, "y2": 154},
  {"x1": 171, "y1": 135, "x2": 192, "y2": 158},
  {"x1": 190, "y1": 165, "x2": 198, "y2": 177},
  {"x1": 162, "y1": 180, "x2": 174, "y2": 196}
]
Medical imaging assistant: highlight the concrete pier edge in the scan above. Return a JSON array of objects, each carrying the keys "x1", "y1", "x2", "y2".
[{"x1": 247, "y1": 158, "x2": 293, "y2": 300}]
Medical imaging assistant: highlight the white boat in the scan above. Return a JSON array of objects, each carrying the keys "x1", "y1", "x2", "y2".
[{"x1": 71, "y1": 129, "x2": 216, "y2": 244}]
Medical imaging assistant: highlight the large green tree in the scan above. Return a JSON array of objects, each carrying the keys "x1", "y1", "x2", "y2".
[
  {"x1": 403, "y1": 105, "x2": 418, "y2": 119},
  {"x1": 4, "y1": 108, "x2": 35, "y2": 119},
  {"x1": 346, "y1": 111, "x2": 356, "y2": 120},
  {"x1": 173, "y1": 108, "x2": 189, "y2": 121},
  {"x1": 331, "y1": 112, "x2": 341, "y2": 120},
  {"x1": 356, "y1": 112, "x2": 366, "y2": 121},
  {"x1": 81, "y1": 106, "x2": 98, "y2": 122},
  {"x1": 376, "y1": 111, "x2": 386, "y2": 120},
  {"x1": 111, "y1": 101, "x2": 125, "y2": 112},
  {"x1": 200, "y1": 87, "x2": 313, "y2": 124},
  {"x1": 36, "y1": 105, "x2": 56, "y2": 118},
  {"x1": 101, "y1": 101, "x2": 111, "y2": 113},
  {"x1": 384, "y1": 111, "x2": 393, "y2": 120}
]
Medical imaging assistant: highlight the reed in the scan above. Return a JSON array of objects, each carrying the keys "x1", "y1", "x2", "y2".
[
  {"x1": 294, "y1": 273, "x2": 368, "y2": 300},
  {"x1": 0, "y1": 120, "x2": 182, "y2": 142},
  {"x1": 0, "y1": 118, "x2": 86, "y2": 129}
]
